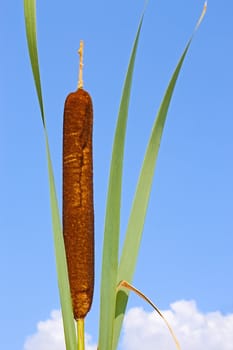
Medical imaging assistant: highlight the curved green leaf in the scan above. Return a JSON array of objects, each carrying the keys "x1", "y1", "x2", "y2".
[
  {"x1": 24, "y1": 1, "x2": 76, "y2": 349},
  {"x1": 113, "y1": 3, "x2": 207, "y2": 345},
  {"x1": 117, "y1": 40, "x2": 191, "y2": 283}
]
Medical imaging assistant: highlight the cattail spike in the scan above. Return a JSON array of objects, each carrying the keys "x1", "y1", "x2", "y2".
[{"x1": 63, "y1": 43, "x2": 94, "y2": 320}]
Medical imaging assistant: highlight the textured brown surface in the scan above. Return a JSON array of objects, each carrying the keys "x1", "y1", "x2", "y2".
[{"x1": 63, "y1": 88, "x2": 94, "y2": 319}]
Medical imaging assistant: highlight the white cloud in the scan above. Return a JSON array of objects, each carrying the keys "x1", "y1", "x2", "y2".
[
  {"x1": 23, "y1": 310, "x2": 96, "y2": 350},
  {"x1": 24, "y1": 301, "x2": 233, "y2": 350},
  {"x1": 122, "y1": 300, "x2": 233, "y2": 350}
]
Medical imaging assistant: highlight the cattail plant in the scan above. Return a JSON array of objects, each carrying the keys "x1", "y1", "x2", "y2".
[
  {"x1": 24, "y1": 1, "x2": 207, "y2": 350},
  {"x1": 63, "y1": 41, "x2": 94, "y2": 348}
]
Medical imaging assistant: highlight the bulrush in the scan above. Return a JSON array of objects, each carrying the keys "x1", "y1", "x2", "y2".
[{"x1": 63, "y1": 41, "x2": 94, "y2": 320}]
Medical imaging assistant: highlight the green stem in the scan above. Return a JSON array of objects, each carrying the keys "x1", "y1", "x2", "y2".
[{"x1": 77, "y1": 319, "x2": 85, "y2": 350}]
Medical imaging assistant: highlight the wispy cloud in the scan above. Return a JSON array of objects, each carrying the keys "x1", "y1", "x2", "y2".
[
  {"x1": 23, "y1": 310, "x2": 96, "y2": 350},
  {"x1": 122, "y1": 300, "x2": 233, "y2": 350},
  {"x1": 24, "y1": 300, "x2": 233, "y2": 350}
]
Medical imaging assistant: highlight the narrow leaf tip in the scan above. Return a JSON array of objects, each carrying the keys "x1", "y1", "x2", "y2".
[{"x1": 195, "y1": 1, "x2": 207, "y2": 31}]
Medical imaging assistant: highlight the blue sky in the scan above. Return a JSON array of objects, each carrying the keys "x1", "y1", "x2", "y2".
[{"x1": 1, "y1": 1, "x2": 233, "y2": 349}]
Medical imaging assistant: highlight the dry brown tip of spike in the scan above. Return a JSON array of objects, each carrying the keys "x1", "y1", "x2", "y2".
[
  {"x1": 63, "y1": 88, "x2": 94, "y2": 320},
  {"x1": 78, "y1": 40, "x2": 84, "y2": 89}
]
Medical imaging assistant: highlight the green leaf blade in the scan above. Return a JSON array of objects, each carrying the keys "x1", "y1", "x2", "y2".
[
  {"x1": 24, "y1": 0, "x2": 45, "y2": 125},
  {"x1": 112, "y1": 39, "x2": 192, "y2": 350},
  {"x1": 24, "y1": 1, "x2": 76, "y2": 349},
  {"x1": 98, "y1": 14, "x2": 144, "y2": 350},
  {"x1": 45, "y1": 135, "x2": 76, "y2": 350},
  {"x1": 119, "y1": 41, "x2": 191, "y2": 279},
  {"x1": 113, "y1": 5, "x2": 207, "y2": 345}
]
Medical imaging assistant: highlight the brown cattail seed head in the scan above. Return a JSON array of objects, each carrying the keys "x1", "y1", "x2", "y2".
[{"x1": 63, "y1": 88, "x2": 94, "y2": 319}]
